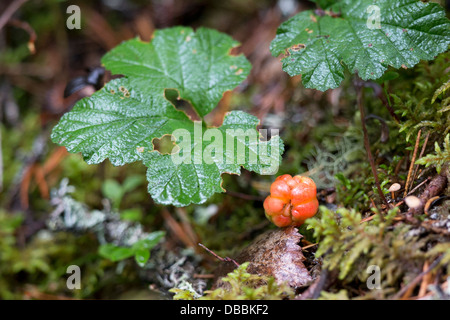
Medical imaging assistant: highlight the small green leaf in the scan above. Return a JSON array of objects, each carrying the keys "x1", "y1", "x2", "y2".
[
  {"x1": 271, "y1": 0, "x2": 450, "y2": 91},
  {"x1": 99, "y1": 244, "x2": 134, "y2": 262},
  {"x1": 102, "y1": 179, "x2": 124, "y2": 206},
  {"x1": 132, "y1": 231, "x2": 165, "y2": 251},
  {"x1": 120, "y1": 208, "x2": 143, "y2": 221},
  {"x1": 134, "y1": 249, "x2": 150, "y2": 267},
  {"x1": 122, "y1": 175, "x2": 144, "y2": 193},
  {"x1": 132, "y1": 231, "x2": 165, "y2": 266},
  {"x1": 99, "y1": 231, "x2": 165, "y2": 265}
]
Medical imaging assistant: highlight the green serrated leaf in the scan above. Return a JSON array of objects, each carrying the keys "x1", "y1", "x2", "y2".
[
  {"x1": 52, "y1": 77, "x2": 193, "y2": 166},
  {"x1": 102, "y1": 26, "x2": 251, "y2": 117},
  {"x1": 271, "y1": 0, "x2": 450, "y2": 91},
  {"x1": 143, "y1": 111, "x2": 284, "y2": 206}
]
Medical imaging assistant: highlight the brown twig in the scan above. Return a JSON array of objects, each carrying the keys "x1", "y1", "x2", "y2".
[
  {"x1": 33, "y1": 165, "x2": 49, "y2": 199},
  {"x1": 295, "y1": 268, "x2": 330, "y2": 300},
  {"x1": 310, "y1": 268, "x2": 330, "y2": 299},
  {"x1": 411, "y1": 132, "x2": 430, "y2": 186},
  {"x1": 175, "y1": 208, "x2": 200, "y2": 247},
  {"x1": 392, "y1": 255, "x2": 443, "y2": 300},
  {"x1": 6, "y1": 131, "x2": 48, "y2": 210},
  {"x1": 42, "y1": 147, "x2": 68, "y2": 175},
  {"x1": 302, "y1": 243, "x2": 318, "y2": 250},
  {"x1": 20, "y1": 164, "x2": 34, "y2": 209},
  {"x1": 161, "y1": 209, "x2": 197, "y2": 249},
  {"x1": 404, "y1": 130, "x2": 422, "y2": 197},
  {"x1": 193, "y1": 273, "x2": 215, "y2": 279},
  {"x1": 0, "y1": 0, "x2": 28, "y2": 30},
  {"x1": 198, "y1": 243, "x2": 240, "y2": 268},
  {"x1": 406, "y1": 176, "x2": 431, "y2": 197},
  {"x1": 418, "y1": 260, "x2": 434, "y2": 298}
]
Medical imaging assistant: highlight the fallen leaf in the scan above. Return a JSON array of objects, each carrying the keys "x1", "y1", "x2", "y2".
[{"x1": 213, "y1": 226, "x2": 312, "y2": 288}]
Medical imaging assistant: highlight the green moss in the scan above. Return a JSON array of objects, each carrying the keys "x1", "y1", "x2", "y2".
[
  {"x1": 171, "y1": 262, "x2": 294, "y2": 300},
  {"x1": 306, "y1": 205, "x2": 448, "y2": 299},
  {"x1": 416, "y1": 134, "x2": 450, "y2": 174}
]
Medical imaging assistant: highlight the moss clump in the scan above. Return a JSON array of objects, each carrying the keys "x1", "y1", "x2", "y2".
[
  {"x1": 171, "y1": 262, "x2": 294, "y2": 300},
  {"x1": 306, "y1": 206, "x2": 449, "y2": 299}
]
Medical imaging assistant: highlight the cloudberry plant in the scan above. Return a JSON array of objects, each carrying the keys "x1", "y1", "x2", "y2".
[
  {"x1": 263, "y1": 174, "x2": 319, "y2": 227},
  {"x1": 51, "y1": 26, "x2": 284, "y2": 207}
]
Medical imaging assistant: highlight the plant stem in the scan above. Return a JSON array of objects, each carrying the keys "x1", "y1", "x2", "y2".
[{"x1": 356, "y1": 83, "x2": 389, "y2": 212}]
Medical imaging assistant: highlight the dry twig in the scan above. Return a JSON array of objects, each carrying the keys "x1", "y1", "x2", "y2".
[
  {"x1": 198, "y1": 243, "x2": 240, "y2": 268},
  {"x1": 0, "y1": 0, "x2": 28, "y2": 30},
  {"x1": 404, "y1": 130, "x2": 422, "y2": 197},
  {"x1": 393, "y1": 256, "x2": 443, "y2": 300}
]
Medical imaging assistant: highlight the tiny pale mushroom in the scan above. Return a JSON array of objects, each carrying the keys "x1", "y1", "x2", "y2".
[
  {"x1": 404, "y1": 196, "x2": 421, "y2": 209},
  {"x1": 388, "y1": 183, "x2": 401, "y2": 199}
]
